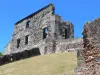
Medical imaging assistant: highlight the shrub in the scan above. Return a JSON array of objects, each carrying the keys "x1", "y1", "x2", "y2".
[{"x1": 0, "y1": 52, "x2": 3, "y2": 56}]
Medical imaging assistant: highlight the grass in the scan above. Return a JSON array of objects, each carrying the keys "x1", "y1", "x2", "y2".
[{"x1": 0, "y1": 52, "x2": 77, "y2": 75}]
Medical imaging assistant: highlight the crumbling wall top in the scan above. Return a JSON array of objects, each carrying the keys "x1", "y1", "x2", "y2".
[{"x1": 15, "y1": 3, "x2": 55, "y2": 25}]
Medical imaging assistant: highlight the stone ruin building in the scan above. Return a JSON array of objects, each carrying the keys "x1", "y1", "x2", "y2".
[
  {"x1": 4, "y1": 4, "x2": 83, "y2": 55},
  {"x1": 3, "y1": 3, "x2": 100, "y2": 74}
]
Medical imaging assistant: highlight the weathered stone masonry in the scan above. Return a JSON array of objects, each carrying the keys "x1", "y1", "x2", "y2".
[
  {"x1": 4, "y1": 3, "x2": 100, "y2": 75},
  {"x1": 76, "y1": 18, "x2": 100, "y2": 75},
  {"x1": 4, "y1": 4, "x2": 83, "y2": 55}
]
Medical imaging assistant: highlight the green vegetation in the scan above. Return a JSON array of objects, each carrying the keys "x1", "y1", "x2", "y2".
[
  {"x1": 77, "y1": 56, "x2": 84, "y2": 67},
  {"x1": 0, "y1": 52, "x2": 77, "y2": 75},
  {"x1": 86, "y1": 21, "x2": 91, "y2": 24},
  {"x1": 0, "y1": 52, "x2": 3, "y2": 56}
]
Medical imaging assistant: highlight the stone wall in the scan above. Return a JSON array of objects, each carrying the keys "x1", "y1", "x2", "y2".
[
  {"x1": 5, "y1": 4, "x2": 55, "y2": 54},
  {"x1": 83, "y1": 18, "x2": 100, "y2": 48},
  {"x1": 77, "y1": 18, "x2": 100, "y2": 75},
  {"x1": 56, "y1": 38, "x2": 83, "y2": 53},
  {"x1": 55, "y1": 15, "x2": 74, "y2": 40},
  {"x1": 4, "y1": 4, "x2": 75, "y2": 55},
  {"x1": 4, "y1": 41, "x2": 11, "y2": 55}
]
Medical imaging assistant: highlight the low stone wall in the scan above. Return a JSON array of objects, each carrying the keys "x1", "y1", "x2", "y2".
[
  {"x1": 56, "y1": 38, "x2": 83, "y2": 53},
  {"x1": 39, "y1": 38, "x2": 83, "y2": 55},
  {"x1": 0, "y1": 48, "x2": 40, "y2": 66}
]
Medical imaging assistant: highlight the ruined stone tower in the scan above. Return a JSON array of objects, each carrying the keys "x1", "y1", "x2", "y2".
[{"x1": 4, "y1": 4, "x2": 80, "y2": 55}]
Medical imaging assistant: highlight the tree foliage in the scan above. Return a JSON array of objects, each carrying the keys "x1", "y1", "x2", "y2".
[{"x1": 0, "y1": 52, "x2": 3, "y2": 56}]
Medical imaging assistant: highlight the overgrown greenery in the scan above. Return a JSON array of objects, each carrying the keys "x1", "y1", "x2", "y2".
[
  {"x1": 77, "y1": 56, "x2": 84, "y2": 67},
  {"x1": 86, "y1": 21, "x2": 91, "y2": 24},
  {"x1": 0, "y1": 52, "x2": 3, "y2": 56}
]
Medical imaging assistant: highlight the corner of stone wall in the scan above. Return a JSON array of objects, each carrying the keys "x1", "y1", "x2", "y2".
[
  {"x1": 39, "y1": 37, "x2": 56, "y2": 55},
  {"x1": 39, "y1": 40, "x2": 45, "y2": 55}
]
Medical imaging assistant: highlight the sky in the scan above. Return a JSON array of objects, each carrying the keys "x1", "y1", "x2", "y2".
[{"x1": 0, "y1": 0, "x2": 100, "y2": 53}]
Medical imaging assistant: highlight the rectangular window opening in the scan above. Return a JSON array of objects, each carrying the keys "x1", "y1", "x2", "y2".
[
  {"x1": 25, "y1": 35, "x2": 29, "y2": 45},
  {"x1": 26, "y1": 21, "x2": 30, "y2": 28},
  {"x1": 43, "y1": 27, "x2": 48, "y2": 39},
  {"x1": 17, "y1": 39, "x2": 20, "y2": 48},
  {"x1": 65, "y1": 29, "x2": 68, "y2": 39}
]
